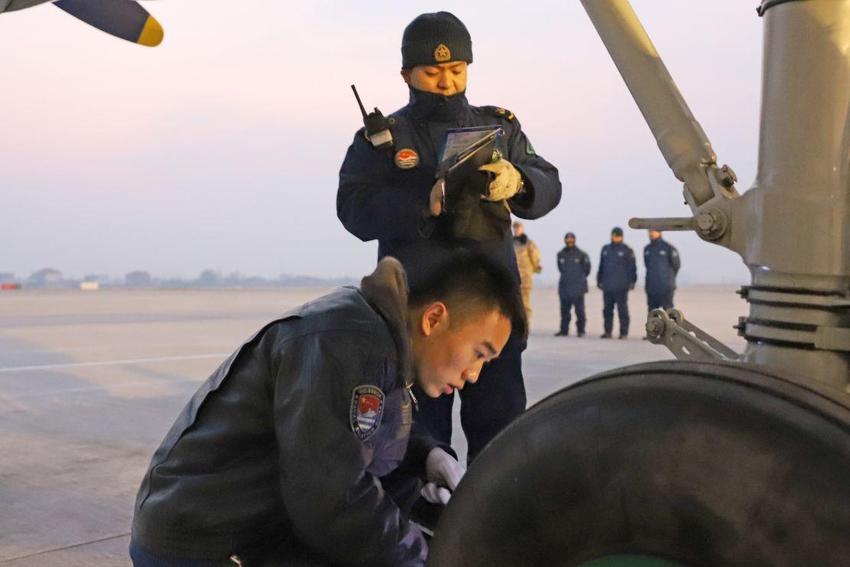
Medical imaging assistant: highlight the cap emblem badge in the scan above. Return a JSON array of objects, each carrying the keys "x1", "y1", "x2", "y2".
[{"x1": 434, "y1": 43, "x2": 451, "y2": 62}]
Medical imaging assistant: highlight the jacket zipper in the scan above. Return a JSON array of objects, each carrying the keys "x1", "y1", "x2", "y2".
[{"x1": 405, "y1": 382, "x2": 418, "y2": 410}]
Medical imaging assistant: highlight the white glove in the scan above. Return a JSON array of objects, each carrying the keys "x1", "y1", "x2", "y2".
[
  {"x1": 479, "y1": 158, "x2": 523, "y2": 202},
  {"x1": 421, "y1": 447, "x2": 465, "y2": 505},
  {"x1": 420, "y1": 483, "x2": 452, "y2": 505}
]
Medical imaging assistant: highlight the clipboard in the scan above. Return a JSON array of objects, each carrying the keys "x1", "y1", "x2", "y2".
[
  {"x1": 435, "y1": 126, "x2": 503, "y2": 211},
  {"x1": 436, "y1": 125, "x2": 502, "y2": 179}
]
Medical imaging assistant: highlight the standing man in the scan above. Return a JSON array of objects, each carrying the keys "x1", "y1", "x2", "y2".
[
  {"x1": 644, "y1": 229, "x2": 681, "y2": 312},
  {"x1": 555, "y1": 231, "x2": 590, "y2": 337},
  {"x1": 337, "y1": 11, "x2": 561, "y2": 462},
  {"x1": 512, "y1": 221, "x2": 542, "y2": 325},
  {"x1": 597, "y1": 226, "x2": 637, "y2": 339}
]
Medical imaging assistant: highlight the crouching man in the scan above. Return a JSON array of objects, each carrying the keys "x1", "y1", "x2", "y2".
[{"x1": 129, "y1": 252, "x2": 524, "y2": 566}]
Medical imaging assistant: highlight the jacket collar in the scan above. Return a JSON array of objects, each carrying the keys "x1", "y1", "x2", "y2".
[
  {"x1": 359, "y1": 258, "x2": 414, "y2": 387},
  {"x1": 407, "y1": 87, "x2": 469, "y2": 122}
]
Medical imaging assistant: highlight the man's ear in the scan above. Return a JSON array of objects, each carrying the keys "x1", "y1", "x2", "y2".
[
  {"x1": 400, "y1": 68, "x2": 411, "y2": 85},
  {"x1": 420, "y1": 302, "x2": 448, "y2": 337}
]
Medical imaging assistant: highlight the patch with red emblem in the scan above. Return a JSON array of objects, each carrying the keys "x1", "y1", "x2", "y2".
[
  {"x1": 350, "y1": 385, "x2": 385, "y2": 441},
  {"x1": 394, "y1": 148, "x2": 419, "y2": 169}
]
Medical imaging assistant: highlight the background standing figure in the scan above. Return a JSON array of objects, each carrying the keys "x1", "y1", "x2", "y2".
[
  {"x1": 337, "y1": 11, "x2": 561, "y2": 463},
  {"x1": 643, "y1": 229, "x2": 680, "y2": 314},
  {"x1": 596, "y1": 226, "x2": 636, "y2": 339},
  {"x1": 512, "y1": 221, "x2": 542, "y2": 325},
  {"x1": 555, "y1": 231, "x2": 590, "y2": 337}
]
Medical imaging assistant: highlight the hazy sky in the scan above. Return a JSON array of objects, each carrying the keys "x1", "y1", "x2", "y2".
[{"x1": 1, "y1": 1, "x2": 762, "y2": 283}]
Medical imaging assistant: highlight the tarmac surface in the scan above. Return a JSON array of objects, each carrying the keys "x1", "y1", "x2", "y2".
[{"x1": 0, "y1": 285, "x2": 747, "y2": 566}]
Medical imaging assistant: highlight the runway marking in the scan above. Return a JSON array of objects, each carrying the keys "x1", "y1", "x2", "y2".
[
  {"x1": 0, "y1": 532, "x2": 130, "y2": 564},
  {"x1": 0, "y1": 377, "x2": 215, "y2": 401},
  {"x1": 0, "y1": 353, "x2": 229, "y2": 374}
]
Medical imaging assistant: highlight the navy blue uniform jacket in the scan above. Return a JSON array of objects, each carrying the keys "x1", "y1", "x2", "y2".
[
  {"x1": 337, "y1": 88, "x2": 561, "y2": 288},
  {"x1": 597, "y1": 242, "x2": 637, "y2": 293},
  {"x1": 644, "y1": 238, "x2": 681, "y2": 293},
  {"x1": 557, "y1": 246, "x2": 591, "y2": 296}
]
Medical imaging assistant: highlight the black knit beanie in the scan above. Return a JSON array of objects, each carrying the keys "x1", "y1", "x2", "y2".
[{"x1": 401, "y1": 12, "x2": 472, "y2": 68}]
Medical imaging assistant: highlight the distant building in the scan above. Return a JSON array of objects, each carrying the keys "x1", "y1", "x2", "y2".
[
  {"x1": 125, "y1": 270, "x2": 152, "y2": 287},
  {"x1": 83, "y1": 274, "x2": 108, "y2": 284},
  {"x1": 197, "y1": 269, "x2": 220, "y2": 286},
  {"x1": 28, "y1": 268, "x2": 63, "y2": 288},
  {"x1": 0, "y1": 272, "x2": 20, "y2": 290}
]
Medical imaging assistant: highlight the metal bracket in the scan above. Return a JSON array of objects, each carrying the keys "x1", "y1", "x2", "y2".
[
  {"x1": 735, "y1": 286, "x2": 850, "y2": 351},
  {"x1": 815, "y1": 327, "x2": 850, "y2": 352},
  {"x1": 630, "y1": 165, "x2": 737, "y2": 243},
  {"x1": 736, "y1": 318, "x2": 850, "y2": 352},
  {"x1": 645, "y1": 309, "x2": 740, "y2": 361},
  {"x1": 630, "y1": 206, "x2": 730, "y2": 241}
]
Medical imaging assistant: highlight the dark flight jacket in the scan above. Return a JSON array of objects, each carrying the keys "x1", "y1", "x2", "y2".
[
  {"x1": 131, "y1": 261, "x2": 431, "y2": 566},
  {"x1": 644, "y1": 238, "x2": 681, "y2": 293},
  {"x1": 557, "y1": 246, "x2": 591, "y2": 296},
  {"x1": 597, "y1": 242, "x2": 637, "y2": 293},
  {"x1": 337, "y1": 88, "x2": 561, "y2": 288}
]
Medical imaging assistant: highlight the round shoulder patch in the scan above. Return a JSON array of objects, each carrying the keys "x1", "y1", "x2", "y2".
[
  {"x1": 394, "y1": 148, "x2": 419, "y2": 169},
  {"x1": 350, "y1": 385, "x2": 385, "y2": 441}
]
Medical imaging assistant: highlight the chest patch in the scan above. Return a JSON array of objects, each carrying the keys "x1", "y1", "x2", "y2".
[
  {"x1": 394, "y1": 148, "x2": 419, "y2": 169},
  {"x1": 351, "y1": 385, "x2": 385, "y2": 441}
]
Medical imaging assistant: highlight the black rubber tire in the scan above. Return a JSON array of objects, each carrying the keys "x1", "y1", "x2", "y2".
[{"x1": 427, "y1": 361, "x2": 850, "y2": 567}]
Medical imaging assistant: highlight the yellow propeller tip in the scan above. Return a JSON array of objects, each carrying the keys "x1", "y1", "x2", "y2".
[{"x1": 138, "y1": 15, "x2": 164, "y2": 47}]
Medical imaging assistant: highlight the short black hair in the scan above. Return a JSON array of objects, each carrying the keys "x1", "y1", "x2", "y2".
[{"x1": 407, "y1": 251, "x2": 527, "y2": 339}]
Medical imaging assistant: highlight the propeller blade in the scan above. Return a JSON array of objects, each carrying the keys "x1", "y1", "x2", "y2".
[
  {"x1": 53, "y1": 0, "x2": 163, "y2": 47},
  {"x1": 1, "y1": 0, "x2": 54, "y2": 14}
]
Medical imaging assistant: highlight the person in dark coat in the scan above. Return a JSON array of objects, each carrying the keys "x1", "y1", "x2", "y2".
[
  {"x1": 644, "y1": 229, "x2": 681, "y2": 312},
  {"x1": 337, "y1": 12, "x2": 561, "y2": 463},
  {"x1": 597, "y1": 227, "x2": 637, "y2": 339},
  {"x1": 555, "y1": 232, "x2": 591, "y2": 337},
  {"x1": 129, "y1": 254, "x2": 525, "y2": 567}
]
